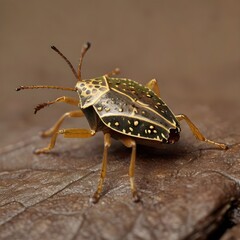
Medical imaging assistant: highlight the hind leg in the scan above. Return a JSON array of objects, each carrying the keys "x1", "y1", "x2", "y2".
[{"x1": 176, "y1": 114, "x2": 228, "y2": 149}]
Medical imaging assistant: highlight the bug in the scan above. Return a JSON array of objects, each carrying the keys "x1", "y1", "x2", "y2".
[{"x1": 17, "y1": 42, "x2": 228, "y2": 203}]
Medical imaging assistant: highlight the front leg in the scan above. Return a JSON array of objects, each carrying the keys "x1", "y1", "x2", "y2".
[
  {"x1": 35, "y1": 128, "x2": 95, "y2": 154},
  {"x1": 91, "y1": 133, "x2": 111, "y2": 203},
  {"x1": 34, "y1": 96, "x2": 79, "y2": 114}
]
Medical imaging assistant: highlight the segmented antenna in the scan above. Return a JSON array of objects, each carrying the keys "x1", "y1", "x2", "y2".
[
  {"x1": 51, "y1": 46, "x2": 78, "y2": 80},
  {"x1": 51, "y1": 42, "x2": 91, "y2": 81},
  {"x1": 16, "y1": 85, "x2": 76, "y2": 91},
  {"x1": 16, "y1": 42, "x2": 92, "y2": 94},
  {"x1": 78, "y1": 42, "x2": 91, "y2": 80}
]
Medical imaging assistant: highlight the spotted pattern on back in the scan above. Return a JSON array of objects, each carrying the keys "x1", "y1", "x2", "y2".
[
  {"x1": 106, "y1": 77, "x2": 176, "y2": 125},
  {"x1": 102, "y1": 115, "x2": 169, "y2": 141},
  {"x1": 93, "y1": 88, "x2": 180, "y2": 142},
  {"x1": 76, "y1": 76, "x2": 109, "y2": 108}
]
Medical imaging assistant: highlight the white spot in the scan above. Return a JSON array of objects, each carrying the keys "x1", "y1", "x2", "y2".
[{"x1": 134, "y1": 120, "x2": 139, "y2": 126}]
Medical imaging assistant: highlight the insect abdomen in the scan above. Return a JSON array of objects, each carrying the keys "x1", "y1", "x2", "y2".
[
  {"x1": 93, "y1": 85, "x2": 180, "y2": 142},
  {"x1": 102, "y1": 115, "x2": 170, "y2": 142}
]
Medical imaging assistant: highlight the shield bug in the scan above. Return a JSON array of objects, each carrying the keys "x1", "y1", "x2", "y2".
[{"x1": 17, "y1": 42, "x2": 228, "y2": 203}]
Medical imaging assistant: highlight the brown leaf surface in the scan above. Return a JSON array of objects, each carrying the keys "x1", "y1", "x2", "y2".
[
  {"x1": 1, "y1": 1, "x2": 240, "y2": 239},
  {"x1": 0, "y1": 115, "x2": 240, "y2": 240}
]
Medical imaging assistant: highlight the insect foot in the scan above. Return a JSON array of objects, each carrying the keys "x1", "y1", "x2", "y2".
[
  {"x1": 89, "y1": 192, "x2": 101, "y2": 204},
  {"x1": 34, "y1": 148, "x2": 51, "y2": 154},
  {"x1": 132, "y1": 191, "x2": 141, "y2": 203}
]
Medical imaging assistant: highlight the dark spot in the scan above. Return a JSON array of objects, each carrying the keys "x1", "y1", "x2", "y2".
[
  {"x1": 86, "y1": 90, "x2": 91, "y2": 95},
  {"x1": 168, "y1": 128, "x2": 180, "y2": 144},
  {"x1": 99, "y1": 87, "x2": 106, "y2": 91}
]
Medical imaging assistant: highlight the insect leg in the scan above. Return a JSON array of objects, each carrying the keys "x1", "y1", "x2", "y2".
[
  {"x1": 175, "y1": 114, "x2": 228, "y2": 150},
  {"x1": 145, "y1": 79, "x2": 160, "y2": 97},
  {"x1": 104, "y1": 68, "x2": 120, "y2": 77},
  {"x1": 59, "y1": 128, "x2": 95, "y2": 138},
  {"x1": 120, "y1": 137, "x2": 140, "y2": 202},
  {"x1": 41, "y1": 110, "x2": 84, "y2": 137},
  {"x1": 34, "y1": 112, "x2": 88, "y2": 154},
  {"x1": 34, "y1": 96, "x2": 79, "y2": 114},
  {"x1": 91, "y1": 133, "x2": 111, "y2": 203}
]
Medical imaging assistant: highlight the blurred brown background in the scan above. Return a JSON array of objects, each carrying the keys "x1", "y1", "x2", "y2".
[{"x1": 1, "y1": 0, "x2": 240, "y2": 148}]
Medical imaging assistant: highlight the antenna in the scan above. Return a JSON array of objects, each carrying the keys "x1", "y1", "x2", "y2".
[
  {"x1": 78, "y1": 42, "x2": 91, "y2": 80},
  {"x1": 51, "y1": 46, "x2": 78, "y2": 80},
  {"x1": 16, "y1": 85, "x2": 76, "y2": 91},
  {"x1": 16, "y1": 43, "x2": 92, "y2": 94}
]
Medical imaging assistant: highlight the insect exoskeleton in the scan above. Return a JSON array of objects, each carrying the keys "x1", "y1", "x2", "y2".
[
  {"x1": 17, "y1": 42, "x2": 228, "y2": 203},
  {"x1": 75, "y1": 76, "x2": 181, "y2": 146}
]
